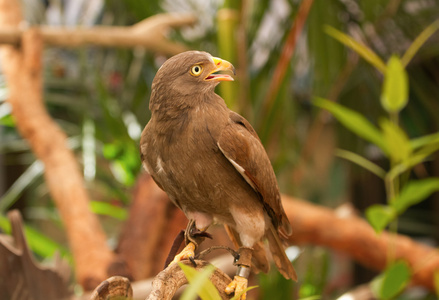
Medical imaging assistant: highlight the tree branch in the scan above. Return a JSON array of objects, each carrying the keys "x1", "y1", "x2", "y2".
[
  {"x1": 146, "y1": 260, "x2": 232, "y2": 300},
  {"x1": 282, "y1": 196, "x2": 439, "y2": 290},
  {"x1": 0, "y1": 13, "x2": 195, "y2": 55}
]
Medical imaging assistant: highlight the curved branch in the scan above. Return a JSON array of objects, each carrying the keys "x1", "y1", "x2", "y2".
[
  {"x1": 146, "y1": 260, "x2": 232, "y2": 300},
  {"x1": 90, "y1": 276, "x2": 133, "y2": 300},
  {"x1": 282, "y1": 196, "x2": 439, "y2": 290}
]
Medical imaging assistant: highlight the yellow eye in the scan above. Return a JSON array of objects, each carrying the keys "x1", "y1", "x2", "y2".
[{"x1": 190, "y1": 65, "x2": 203, "y2": 76}]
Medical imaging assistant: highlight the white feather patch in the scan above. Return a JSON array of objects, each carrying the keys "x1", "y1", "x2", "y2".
[
  {"x1": 156, "y1": 157, "x2": 165, "y2": 174},
  {"x1": 218, "y1": 143, "x2": 257, "y2": 190},
  {"x1": 142, "y1": 161, "x2": 151, "y2": 174}
]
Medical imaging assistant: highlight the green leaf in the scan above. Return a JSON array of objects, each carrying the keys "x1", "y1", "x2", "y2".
[
  {"x1": 324, "y1": 25, "x2": 386, "y2": 73},
  {"x1": 388, "y1": 142, "x2": 439, "y2": 180},
  {"x1": 179, "y1": 263, "x2": 222, "y2": 300},
  {"x1": 393, "y1": 178, "x2": 439, "y2": 214},
  {"x1": 402, "y1": 19, "x2": 439, "y2": 67},
  {"x1": 434, "y1": 270, "x2": 439, "y2": 298},
  {"x1": 365, "y1": 205, "x2": 396, "y2": 233},
  {"x1": 0, "y1": 114, "x2": 15, "y2": 127},
  {"x1": 336, "y1": 149, "x2": 386, "y2": 178},
  {"x1": 380, "y1": 119, "x2": 411, "y2": 163},
  {"x1": 90, "y1": 201, "x2": 128, "y2": 220},
  {"x1": 0, "y1": 161, "x2": 44, "y2": 213},
  {"x1": 371, "y1": 261, "x2": 411, "y2": 299},
  {"x1": 381, "y1": 56, "x2": 409, "y2": 113},
  {"x1": 313, "y1": 97, "x2": 388, "y2": 154},
  {"x1": 298, "y1": 296, "x2": 321, "y2": 300},
  {"x1": 410, "y1": 132, "x2": 439, "y2": 150},
  {"x1": 231, "y1": 286, "x2": 258, "y2": 300}
]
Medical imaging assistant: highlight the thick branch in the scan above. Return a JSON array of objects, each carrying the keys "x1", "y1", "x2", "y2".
[
  {"x1": 0, "y1": 13, "x2": 196, "y2": 55},
  {"x1": 146, "y1": 260, "x2": 232, "y2": 300},
  {"x1": 0, "y1": 0, "x2": 115, "y2": 289},
  {"x1": 282, "y1": 196, "x2": 439, "y2": 290}
]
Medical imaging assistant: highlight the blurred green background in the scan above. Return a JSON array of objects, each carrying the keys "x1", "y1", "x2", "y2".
[{"x1": 1, "y1": 0, "x2": 439, "y2": 299}]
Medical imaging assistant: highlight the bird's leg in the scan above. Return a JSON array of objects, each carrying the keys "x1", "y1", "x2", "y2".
[
  {"x1": 170, "y1": 219, "x2": 212, "y2": 266},
  {"x1": 170, "y1": 220, "x2": 197, "y2": 266},
  {"x1": 225, "y1": 246, "x2": 253, "y2": 300}
]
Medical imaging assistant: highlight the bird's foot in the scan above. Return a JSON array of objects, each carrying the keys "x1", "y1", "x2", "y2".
[
  {"x1": 225, "y1": 274, "x2": 248, "y2": 300},
  {"x1": 185, "y1": 219, "x2": 212, "y2": 247},
  {"x1": 169, "y1": 242, "x2": 196, "y2": 266}
]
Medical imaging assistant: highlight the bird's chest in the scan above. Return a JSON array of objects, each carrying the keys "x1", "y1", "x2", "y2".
[{"x1": 142, "y1": 113, "x2": 228, "y2": 202}]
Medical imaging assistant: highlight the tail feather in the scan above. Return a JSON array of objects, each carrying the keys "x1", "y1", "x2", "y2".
[
  {"x1": 266, "y1": 223, "x2": 297, "y2": 281},
  {"x1": 224, "y1": 224, "x2": 269, "y2": 273}
]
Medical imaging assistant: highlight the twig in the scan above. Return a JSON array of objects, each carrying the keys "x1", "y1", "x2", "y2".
[
  {"x1": 260, "y1": 0, "x2": 314, "y2": 124},
  {"x1": 196, "y1": 245, "x2": 239, "y2": 261}
]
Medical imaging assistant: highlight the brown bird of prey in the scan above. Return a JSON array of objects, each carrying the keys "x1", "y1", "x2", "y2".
[{"x1": 140, "y1": 51, "x2": 297, "y2": 299}]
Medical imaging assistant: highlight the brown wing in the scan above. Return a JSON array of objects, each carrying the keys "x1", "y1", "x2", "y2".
[{"x1": 217, "y1": 112, "x2": 292, "y2": 236}]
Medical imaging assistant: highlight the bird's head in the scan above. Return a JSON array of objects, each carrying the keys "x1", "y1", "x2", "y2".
[{"x1": 150, "y1": 51, "x2": 235, "y2": 111}]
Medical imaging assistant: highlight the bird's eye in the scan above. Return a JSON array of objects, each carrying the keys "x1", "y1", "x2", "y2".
[{"x1": 190, "y1": 65, "x2": 203, "y2": 76}]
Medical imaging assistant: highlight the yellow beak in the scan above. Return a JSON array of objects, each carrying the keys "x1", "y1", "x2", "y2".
[{"x1": 205, "y1": 57, "x2": 236, "y2": 82}]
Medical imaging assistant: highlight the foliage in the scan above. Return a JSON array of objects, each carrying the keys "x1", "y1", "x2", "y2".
[
  {"x1": 315, "y1": 19, "x2": 439, "y2": 299},
  {"x1": 179, "y1": 263, "x2": 222, "y2": 300},
  {"x1": 371, "y1": 261, "x2": 411, "y2": 300},
  {"x1": 316, "y1": 20, "x2": 439, "y2": 233}
]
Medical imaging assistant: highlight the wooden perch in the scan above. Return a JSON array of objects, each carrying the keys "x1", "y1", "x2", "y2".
[
  {"x1": 88, "y1": 260, "x2": 232, "y2": 300},
  {"x1": 0, "y1": 13, "x2": 196, "y2": 55},
  {"x1": 146, "y1": 260, "x2": 232, "y2": 300},
  {"x1": 90, "y1": 276, "x2": 133, "y2": 300}
]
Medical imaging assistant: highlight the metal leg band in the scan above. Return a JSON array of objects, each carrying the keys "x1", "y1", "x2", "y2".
[{"x1": 235, "y1": 265, "x2": 251, "y2": 279}]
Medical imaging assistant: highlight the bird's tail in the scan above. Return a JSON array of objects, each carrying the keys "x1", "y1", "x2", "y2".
[
  {"x1": 266, "y1": 223, "x2": 298, "y2": 281},
  {"x1": 224, "y1": 224, "x2": 269, "y2": 274}
]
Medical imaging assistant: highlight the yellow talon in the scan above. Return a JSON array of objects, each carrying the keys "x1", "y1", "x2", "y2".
[
  {"x1": 225, "y1": 275, "x2": 248, "y2": 300},
  {"x1": 170, "y1": 242, "x2": 196, "y2": 265}
]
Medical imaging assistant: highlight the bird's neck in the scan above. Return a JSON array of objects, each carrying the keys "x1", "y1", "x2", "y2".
[{"x1": 150, "y1": 89, "x2": 226, "y2": 116}]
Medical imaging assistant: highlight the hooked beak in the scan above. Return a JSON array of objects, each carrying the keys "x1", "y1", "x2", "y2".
[{"x1": 205, "y1": 57, "x2": 236, "y2": 82}]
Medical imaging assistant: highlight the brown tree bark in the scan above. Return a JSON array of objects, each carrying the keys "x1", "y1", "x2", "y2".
[
  {"x1": 0, "y1": 0, "x2": 114, "y2": 290},
  {"x1": 145, "y1": 260, "x2": 232, "y2": 300},
  {"x1": 282, "y1": 197, "x2": 439, "y2": 290},
  {"x1": 0, "y1": 13, "x2": 195, "y2": 55}
]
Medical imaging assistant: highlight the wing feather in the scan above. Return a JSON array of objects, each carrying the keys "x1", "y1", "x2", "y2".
[{"x1": 217, "y1": 112, "x2": 292, "y2": 236}]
